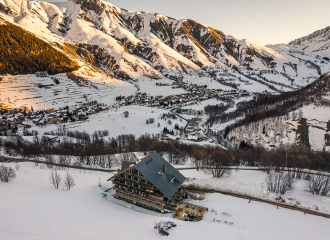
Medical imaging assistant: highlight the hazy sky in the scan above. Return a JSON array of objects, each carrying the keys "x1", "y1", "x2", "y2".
[{"x1": 105, "y1": 0, "x2": 330, "y2": 45}]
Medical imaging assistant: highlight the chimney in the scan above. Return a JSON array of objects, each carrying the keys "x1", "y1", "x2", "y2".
[{"x1": 162, "y1": 163, "x2": 165, "y2": 173}]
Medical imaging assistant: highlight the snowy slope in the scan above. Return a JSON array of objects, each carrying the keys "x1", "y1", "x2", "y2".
[
  {"x1": 289, "y1": 26, "x2": 330, "y2": 59},
  {"x1": 227, "y1": 104, "x2": 330, "y2": 152},
  {"x1": 0, "y1": 73, "x2": 136, "y2": 109}
]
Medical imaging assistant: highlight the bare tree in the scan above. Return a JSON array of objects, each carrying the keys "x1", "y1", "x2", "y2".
[
  {"x1": 204, "y1": 149, "x2": 233, "y2": 178},
  {"x1": 59, "y1": 155, "x2": 67, "y2": 166},
  {"x1": 92, "y1": 155, "x2": 99, "y2": 166},
  {"x1": 45, "y1": 155, "x2": 54, "y2": 169},
  {"x1": 118, "y1": 152, "x2": 137, "y2": 164},
  {"x1": 15, "y1": 163, "x2": 20, "y2": 171},
  {"x1": 298, "y1": 109, "x2": 303, "y2": 120},
  {"x1": 49, "y1": 170, "x2": 62, "y2": 189},
  {"x1": 191, "y1": 148, "x2": 207, "y2": 171},
  {"x1": 172, "y1": 149, "x2": 187, "y2": 165},
  {"x1": 0, "y1": 165, "x2": 16, "y2": 182},
  {"x1": 265, "y1": 172, "x2": 295, "y2": 195},
  {"x1": 63, "y1": 172, "x2": 75, "y2": 190},
  {"x1": 99, "y1": 155, "x2": 105, "y2": 168},
  {"x1": 305, "y1": 173, "x2": 330, "y2": 196},
  {"x1": 105, "y1": 155, "x2": 115, "y2": 169}
]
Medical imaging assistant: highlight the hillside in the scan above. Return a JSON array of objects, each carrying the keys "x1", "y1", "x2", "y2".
[
  {"x1": 0, "y1": 18, "x2": 79, "y2": 74},
  {"x1": 289, "y1": 26, "x2": 330, "y2": 59},
  {"x1": 210, "y1": 73, "x2": 330, "y2": 150}
]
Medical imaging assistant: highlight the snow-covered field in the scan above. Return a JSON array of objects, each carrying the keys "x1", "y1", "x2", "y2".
[
  {"x1": 0, "y1": 73, "x2": 136, "y2": 109},
  {"x1": 184, "y1": 169, "x2": 330, "y2": 214},
  {"x1": 0, "y1": 162, "x2": 329, "y2": 240},
  {"x1": 27, "y1": 105, "x2": 186, "y2": 138},
  {"x1": 137, "y1": 78, "x2": 186, "y2": 96}
]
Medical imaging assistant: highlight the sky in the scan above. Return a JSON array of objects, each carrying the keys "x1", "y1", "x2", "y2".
[{"x1": 104, "y1": 0, "x2": 330, "y2": 45}]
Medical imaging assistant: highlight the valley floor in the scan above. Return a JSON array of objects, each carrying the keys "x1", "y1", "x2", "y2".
[{"x1": 0, "y1": 162, "x2": 329, "y2": 240}]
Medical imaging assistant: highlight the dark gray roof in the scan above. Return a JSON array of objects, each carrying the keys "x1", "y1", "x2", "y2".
[
  {"x1": 134, "y1": 152, "x2": 186, "y2": 199},
  {"x1": 121, "y1": 161, "x2": 136, "y2": 171}
]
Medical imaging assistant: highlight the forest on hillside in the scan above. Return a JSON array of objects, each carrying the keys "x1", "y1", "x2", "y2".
[
  {"x1": 0, "y1": 20, "x2": 79, "y2": 74},
  {"x1": 206, "y1": 73, "x2": 330, "y2": 137}
]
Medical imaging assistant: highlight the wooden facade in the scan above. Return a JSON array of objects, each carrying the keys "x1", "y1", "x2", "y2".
[
  {"x1": 110, "y1": 153, "x2": 186, "y2": 212},
  {"x1": 112, "y1": 167, "x2": 185, "y2": 211}
]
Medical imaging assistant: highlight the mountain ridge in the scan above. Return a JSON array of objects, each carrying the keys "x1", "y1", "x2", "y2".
[
  {"x1": 0, "y1": 0, "x2": 329, "y2": 91},
  {"x1": 289, "y1": 25, "x2": 330, "y2": 59}
]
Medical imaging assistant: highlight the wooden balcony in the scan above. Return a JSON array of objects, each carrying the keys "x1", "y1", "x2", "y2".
[{"x1": 114, "y1": 187, "x2": 165, "y2": 205}]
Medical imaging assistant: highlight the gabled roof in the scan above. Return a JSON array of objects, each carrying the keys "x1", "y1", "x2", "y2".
[
  {"x1": 135, "y1": 152, "x2": 185, "y2": 199},
  {"x1": 121, "y1": 161, "x2": 136, "y2": 171},
  {"x1": 109, "y1": 152, "x2": 185, "y2": 199}
]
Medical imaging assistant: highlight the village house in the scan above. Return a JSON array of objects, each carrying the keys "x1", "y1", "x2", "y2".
[{"x1": 36, "y1": 71, "x2": 49, "y2": 77}]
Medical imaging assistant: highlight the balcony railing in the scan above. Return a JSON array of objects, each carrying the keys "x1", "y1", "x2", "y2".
[
  {"x1": 117, "y1": 176, "x2": 153, "y2": 189},
  {"x1": 114, "y1": 187, "x2": 165, "y2": 205}
]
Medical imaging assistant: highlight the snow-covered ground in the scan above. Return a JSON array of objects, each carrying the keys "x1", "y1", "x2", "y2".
[
  {"x1": 27, "y1": 105, "x2": 186, "y2": 138},
  {"x1": 0, "y1": 73, "x2": 136, "y2": 109},
  {"x1": 300, "y1": 105, "x2": 330, "y2": 122},
  {"x1": 137, "y1": 78, "x2": 186, "y2": 96},
  {"x1": 226, "y1": 104, "x2": 330, "y2": 151},
  {"x1": 0, "y1": 162, "x2": 329, "y2": 240},
  {"x1": 184, "y1": 169, "x2": 330, "y2": 214}
]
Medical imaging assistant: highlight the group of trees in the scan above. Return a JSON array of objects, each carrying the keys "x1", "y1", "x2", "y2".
[
  {"x1": 264, "y1": 170, "x2": 330, "y2": 197},
  {"x1": 190, "y1": 145, "x2": 234, "y2": 177},
  {"x1": 3, "y1": 130, "x2": 330, "y2": 174},
  {"x1": 204, "y1": 103, "x2": 231, "y2": 117},
  {"x1": 160, "y1": 113, "x2": 178, "y2": 121},
  {"x1": 265, "y1": 172, "x2": 295, "y2": 195},
  {"x1": 256, "y1": 144, "x2": 330, "y2": 196},
  {"x1": 305, "y1": 174, "x2": 330, "y2": 196},
  {"x1": 175, "y1": 108, "x2": 204, "y2": 116},
  {"x1": 258, "y1": 145, "x2": 330, "y2": 174},
  {"x1": 207, "y1": 74, "x2": 330, "y2": 146},
  {"x1": 2, "y1": 132, "x2": 237, "y2": 172},
  {"x1": 50, "y1": 171, "x2": 75, "y2": 190},
  {"x1": 226, "y1": 111, "x2": 304, "y2": 147}
]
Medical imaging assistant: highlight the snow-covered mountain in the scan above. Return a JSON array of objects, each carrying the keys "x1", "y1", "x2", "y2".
[
  {"x1": 289, "y1": 26, "x2": 330, "y2": 59},
  {"x1": 1, "y1": 0, "x2": 330, "y2": 89}
]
